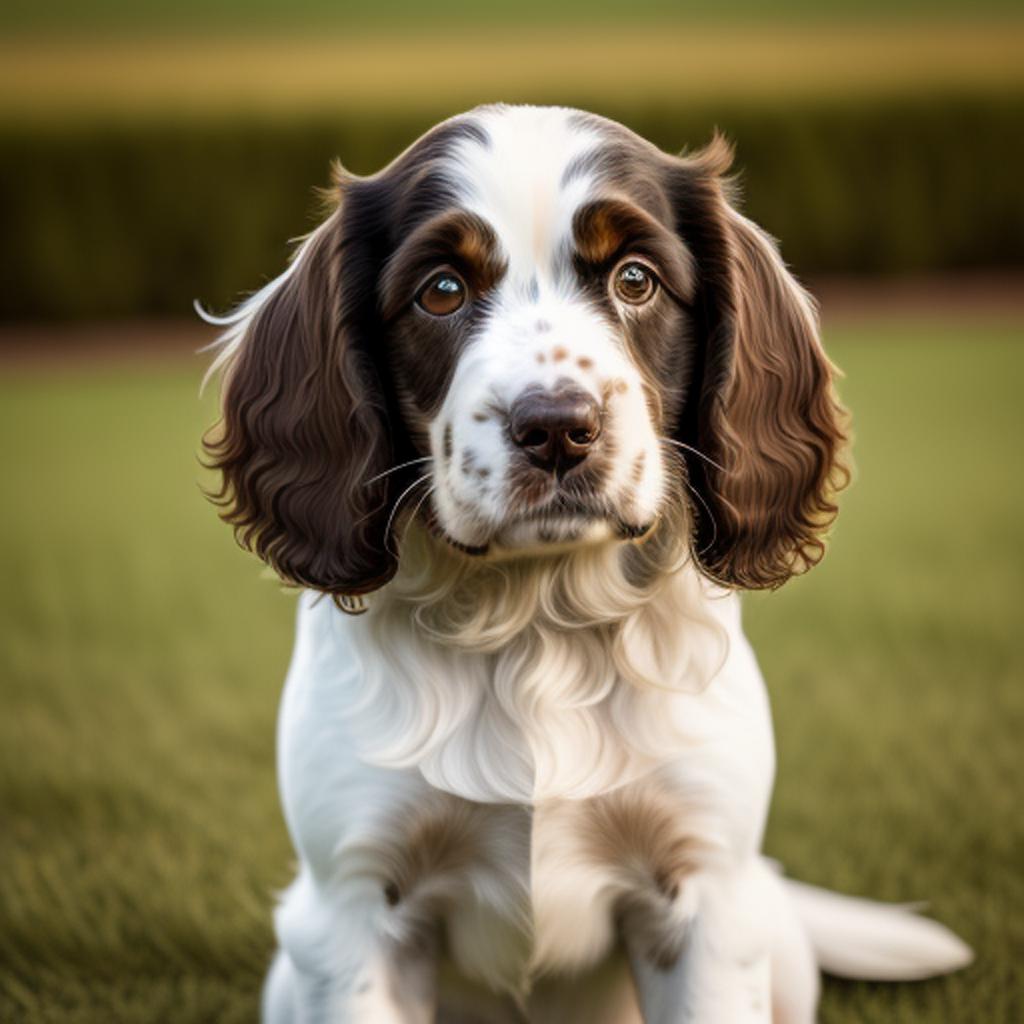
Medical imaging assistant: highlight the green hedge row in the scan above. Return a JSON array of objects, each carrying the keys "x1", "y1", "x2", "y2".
[{"x1": 2, "y1": 92, "x2": 1022, "y2": 320}]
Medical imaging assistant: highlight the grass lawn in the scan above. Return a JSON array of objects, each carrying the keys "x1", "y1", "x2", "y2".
[{"x1": 1, "y1": 317, "x2": 1022, "y2": 1021}]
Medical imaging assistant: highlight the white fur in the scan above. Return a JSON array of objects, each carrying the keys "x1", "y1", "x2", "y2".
[
  {"x1": 449, "y1": 105, "x2": 603, "y2": 285},
  {"x1": 781, "y1": 879, "x2": 972, "y2": 982}
]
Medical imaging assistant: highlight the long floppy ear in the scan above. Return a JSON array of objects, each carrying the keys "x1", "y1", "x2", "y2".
[
  {"x1": 202, "y1": 206, "x2": 399, "y2": 600},
  {"x1": 669, "y1": 139, "x2": 851, "y2": 589}
]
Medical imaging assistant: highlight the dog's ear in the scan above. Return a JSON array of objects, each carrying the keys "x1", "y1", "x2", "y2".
[
  {"x1": 203, "y1": 203, "x2": 399, "y2": 601},
  {"x1": 666, "y1": 138, "x2": 850, "y2": 589}
]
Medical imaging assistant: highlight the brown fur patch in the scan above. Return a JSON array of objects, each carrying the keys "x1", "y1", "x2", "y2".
[
  {"x1": 203, "y1": 115, "x2": 493, "y2": 601},
  {"x1": 380, "y1": 211, "x2": 505, "y2": 322},
  {"x1": 676, "y1": 185, "x2": 849, "y2": 588},
  {"x1": 583, "y1": 789, "x2": 705, "y2": 887},
  {"x1": 388, "y1": 804, "x2": 482, "y2": 902},
  {"x1": 381, "y1": 208, "x2": 508, "y2": 421},
  {"x1": 202, "y1": 210, "x2": 398, "y2": 600},
  {"x1": 581, "y1": 785, "x2": 711, "y2": 967},
  {"x1": 657, "y1": 139, "x2": 849, "y2": 589},
  {"x1": 380, "y1": 795, "x2": 530, "y2": 927},
  {"x1": 573, "y1": 197, "x2": 696, "y2": 305}
]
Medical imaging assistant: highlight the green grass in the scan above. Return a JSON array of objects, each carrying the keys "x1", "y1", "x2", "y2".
[{"x1": 0, "y1": 319, "x2": 1022, "y2": 1022}]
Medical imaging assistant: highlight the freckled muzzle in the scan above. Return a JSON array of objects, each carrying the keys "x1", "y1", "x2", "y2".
[{"x1": 508, "y1": 384, "x2": 602, "y2": 478}]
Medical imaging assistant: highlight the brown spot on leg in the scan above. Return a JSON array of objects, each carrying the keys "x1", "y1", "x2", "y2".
[
  {"x1": 473, "y1": 411, "x2": 488, "y2": 422},
  {"x1": 577, "y1": 356, "x2": 594, "y2": 370},
  {"x1": 615, "y1": 379, "x2": 628, "y2": 395},
  {"x1": 581, "y1": 782, "x2": 710, "y2": 966},
  {"x1": 536, "y1": 352, "x2": 547, "y2": 364},
  {"x1": 552, "y1": 346, "x2": 568, "y2": 362},
  {"x1": 382, "y1": 794, "x2": 530, "y2": 917}
]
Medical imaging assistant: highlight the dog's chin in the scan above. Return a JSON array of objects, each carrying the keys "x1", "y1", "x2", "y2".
[
  {"x1": 427, "y1": 509, "x2": 658, "y2": 563},
  {"x1": 490, "y1": 515, "x2": 615, "y2": 558}
]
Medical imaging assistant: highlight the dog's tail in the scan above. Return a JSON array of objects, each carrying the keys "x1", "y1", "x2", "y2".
[{"x1": 782, "y1": 878, "x2": 972, "y2": 981}]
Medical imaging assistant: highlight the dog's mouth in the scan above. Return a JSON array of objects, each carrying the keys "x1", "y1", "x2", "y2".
[{"x1": 421, "y1": 490, "x2": 656, "y2": 559}]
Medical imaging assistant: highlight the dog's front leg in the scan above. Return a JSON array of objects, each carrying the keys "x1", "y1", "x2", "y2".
[
  {"x1": 271, "y1": 871, "x2": 438, "y2": 1024},
  {"x1": 626, "y1": 865, "x2": 773, "y2": 1024}
]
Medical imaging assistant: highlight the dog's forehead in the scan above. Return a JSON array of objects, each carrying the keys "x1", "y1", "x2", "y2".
[{"x1": 441, "y1": 106, "x2": 613, "y2": 283}]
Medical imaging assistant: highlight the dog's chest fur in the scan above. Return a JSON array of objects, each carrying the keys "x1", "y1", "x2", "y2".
[{"x1": 280, "y1": 546, "x2": 774, "y2": 998}]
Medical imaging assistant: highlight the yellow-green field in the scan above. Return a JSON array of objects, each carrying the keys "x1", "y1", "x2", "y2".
[
  {"x1": 1, "y1": 315, "x2": 1022, "y2": 1022},
  {"x1": 5, "y1": 21, "x2": 1024, "y2": 120}
]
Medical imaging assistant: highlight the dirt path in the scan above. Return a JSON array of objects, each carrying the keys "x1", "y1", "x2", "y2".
[
  {"x1": 1, "y1": 273, "x2": 1021, "y2": 369},
  {"x1": 811, "y1": 271, "x2": 1024, "y2": 326}
]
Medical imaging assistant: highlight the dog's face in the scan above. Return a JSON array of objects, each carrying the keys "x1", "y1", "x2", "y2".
[
  {"x1": 205, "y1": 105, "x2": 848, "y2": 599},
  {"x1": 385, "y1": 108, "x2": 699, "y2": 555}
]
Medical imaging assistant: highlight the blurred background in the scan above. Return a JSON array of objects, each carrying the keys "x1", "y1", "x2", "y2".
[{"x1": 1, "y1": 2, "x2": 1021, "y2": 1022}]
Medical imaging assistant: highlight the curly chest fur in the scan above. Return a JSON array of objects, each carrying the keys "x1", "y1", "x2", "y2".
[
  {"x1": 339, "y1": 527, "x2": 735, "y2": 803},
  {"x1": 281, "y1": 557, "x2": 774, "y2": 1001}
]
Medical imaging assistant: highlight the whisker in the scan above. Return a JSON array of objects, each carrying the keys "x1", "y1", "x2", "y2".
[
  {"x1": 364, "y1": 456, "x2": 433, "y2": 488},
  {"x1": 684, "y1": 476, "x2": 719, "y2": 556},
  {"x1": 383, "y1": 473, "x2": 433, "y2": 558},
  {"x1": 662, "y1": 447, "x2": 719, "y2": 556},
  {"x1": 660, "y1": 437, "x2": 726, "y2": 475},
  {"x1": 406, "y1": 483, "x2": 437, "y2": 535}
]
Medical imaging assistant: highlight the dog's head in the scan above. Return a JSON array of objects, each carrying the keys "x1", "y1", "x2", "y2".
[{"x1": 204, "y1": 105, "x2": 848, "y2": 602}]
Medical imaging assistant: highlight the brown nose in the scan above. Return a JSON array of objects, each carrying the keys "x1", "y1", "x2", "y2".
[{"x1": 509, "y1": 386, "x2": 602, "y2": 476}]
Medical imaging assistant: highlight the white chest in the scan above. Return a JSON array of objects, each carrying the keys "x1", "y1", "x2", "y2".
[{"x1": 278, "y1": 583, "x2": 775, "y2": 994}]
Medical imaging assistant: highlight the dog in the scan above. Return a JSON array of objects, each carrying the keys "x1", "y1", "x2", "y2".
[{"x1": 201, "y1": 104, "x2": 971, "y2": 1023}]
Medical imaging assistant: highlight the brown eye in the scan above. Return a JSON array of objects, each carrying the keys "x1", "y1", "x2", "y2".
[
  {"x1": 613, "y1": 261, "x2": 657, "y2": 305},
  {"x1": 417, "y1": 270, "x2": 466, "y2": 316}
]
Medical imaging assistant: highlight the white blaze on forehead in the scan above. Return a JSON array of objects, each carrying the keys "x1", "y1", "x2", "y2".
[{"x1": 446, "y1": 106, "x2": 605, "y2": 287}]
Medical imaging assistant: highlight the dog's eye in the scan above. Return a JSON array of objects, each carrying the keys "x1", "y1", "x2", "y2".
[
  {"x1": 612, "y1": 261, "x2": 657, "y2": 305},
  {"x1": 417, "y1": 270, "x2": 466, "y2": 316}
]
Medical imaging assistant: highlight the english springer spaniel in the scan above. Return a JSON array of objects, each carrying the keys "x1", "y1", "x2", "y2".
[{"x1": 202, "y1": 104, "x2": 970, "y2": 1023}]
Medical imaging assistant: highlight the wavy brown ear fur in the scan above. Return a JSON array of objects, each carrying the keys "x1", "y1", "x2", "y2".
[
  {"x1": 669, "y1": 141, "x2": 850, "y2": 589},
  {"x1": 203, "y1": 210, "x2": 398, "y2": 599}
]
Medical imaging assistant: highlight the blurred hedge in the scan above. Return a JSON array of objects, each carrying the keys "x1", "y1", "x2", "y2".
[{"x1": 2, "y1": 92, "x2": 1022, "y2": 320}]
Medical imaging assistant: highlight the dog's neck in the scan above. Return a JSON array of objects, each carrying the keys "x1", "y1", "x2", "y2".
[{"x1": 342, "y1": 520, "x2": 730, "y2": 803}]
